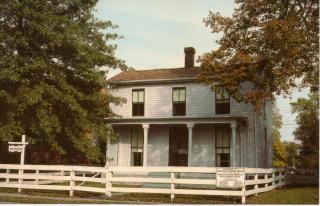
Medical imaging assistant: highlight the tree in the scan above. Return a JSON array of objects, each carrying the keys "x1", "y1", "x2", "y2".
[
  {"x1": 291, "y1": 92, "x2": 319, "y2": 169},
  {"x1": 199, "y1": 0, "x2": 319, "y2": 109},
  {"x1": 0, "y1": 0, "x2": 127, "y2": 164},
  {"x1": 272, "y1": 105, "x2": 287, "y2": 167},
  {"x1": 283, "y1": 141, "x2": 299, "y2": 168}
]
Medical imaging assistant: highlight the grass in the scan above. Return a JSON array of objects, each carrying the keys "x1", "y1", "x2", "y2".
[
  {"x1": 0, "y1": 185, "x2": 318, "y2": 204},
  {"x1": 0, "y1": 196, "x2": 94, "y2": 204},
  {"x1": 247, "y1": 186, "x2": 319, "y2": 204}
]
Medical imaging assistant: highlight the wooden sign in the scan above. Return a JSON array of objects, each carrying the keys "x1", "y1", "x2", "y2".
[
  {"x1": 9, "y1": 145, "x2": 24, "y2": 153},
  {"x1": 8, "y1": 135, "x2": 28, "y2": 166},
  {"x1": 217, "y1": 168, "x2": 245, "y2": 188}
]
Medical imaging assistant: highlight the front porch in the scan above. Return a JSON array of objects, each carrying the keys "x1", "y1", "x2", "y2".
[{"x1": 107, "y1": 116, "x2": 248, "y2": 167}]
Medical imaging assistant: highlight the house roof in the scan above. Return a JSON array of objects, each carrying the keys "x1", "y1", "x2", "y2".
[{"x1": 107, "y1": 67, "x2": 202, "y2": 84}]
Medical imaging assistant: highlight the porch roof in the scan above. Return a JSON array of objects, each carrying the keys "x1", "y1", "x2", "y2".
[{"x1": 107, "y1": 115, "x2": 247, "y2": 126}]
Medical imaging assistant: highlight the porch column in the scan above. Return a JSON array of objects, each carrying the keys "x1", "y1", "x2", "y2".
[
  {"x1": 230, "y1": 122, "x2": 237, "y2": 167},
  {"x1": 142, "y1": 124, "x2": 149, "y2": 167},
  {"x1": 187, "y1": 123, "x2": 194, "y2": 167}
]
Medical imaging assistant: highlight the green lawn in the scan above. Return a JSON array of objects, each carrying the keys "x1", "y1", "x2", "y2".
[
  {"x1": 0, "y1": 186, "x2": 318, "y2": 204},
  {"x1": 247, "y1": 186, "x2": 319, "y2": 204}
]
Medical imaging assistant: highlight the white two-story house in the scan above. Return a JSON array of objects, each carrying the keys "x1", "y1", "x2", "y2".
[{"x1": 106, "y1": 47, "x2": 273, "y2": 168}]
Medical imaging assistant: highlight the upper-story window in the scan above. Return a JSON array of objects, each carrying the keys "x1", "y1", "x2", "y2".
[
  {"x1": 172, "y1": 87, "x2": 186, "y2": 116},
  {"x1": 132, "y1": 89, "x2": 144, "y2": 116},
  {"x1": 215, "y1": 89, "x2": 230, "y2": 114}
]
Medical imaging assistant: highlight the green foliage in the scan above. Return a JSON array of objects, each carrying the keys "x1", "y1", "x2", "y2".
[
  {"x1": 283, "y1": 141, "x2": 299, "y2": 168},
  {"x1": 0, "y1": 0, "x2": 127, "y2": 163},
  {"x1": 291, "y1": 92, "x2": 319, "y2": 169},
  {"x1": 199, "y1": 0, "x2": 319, "y2": 109},
  {"x1": 272, "y1": 105, "x2": 287, "y2": 168},
  {"x1": 273, "y1": 137, "x2": 287, "y2": 168}
]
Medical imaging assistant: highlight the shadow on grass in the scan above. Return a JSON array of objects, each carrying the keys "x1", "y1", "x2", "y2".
[
  {"x1": 0, "y1": 184, "x2": 318, "y2": 204},
  {"x1": 247, "y1": 185, "x2": 319, "y2": 204}
]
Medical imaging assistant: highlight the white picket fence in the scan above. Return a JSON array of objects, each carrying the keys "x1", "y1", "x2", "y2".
[{"x1": 0, "y1": 164, "x2": 317, "y2": 203}]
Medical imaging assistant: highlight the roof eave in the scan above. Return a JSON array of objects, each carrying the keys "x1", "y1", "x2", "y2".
[
  {"x1": 105, "y1": 115, "x2": 248, "y2": 125},
  {"x1": 107, "y1": 77, "x2": 198, "y2": 86}
]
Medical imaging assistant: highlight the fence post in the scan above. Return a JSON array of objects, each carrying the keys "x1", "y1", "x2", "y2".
[
  {"x1": 264, "y1": 173, "x2": 268, "y2": 188},
  {"x1": 18, "y1": 167, "x2": 23, "y2": 193},
  {"x1": 109, "y1": 171, "x2": 113, "y2": 197},
  {"x1": 5, "y1": 169, "x2": 10, "y2": 183},
  {"x1": 170, "y1": 171, "x2": 175, "y2": 202},
  {"x1": 241, "y1": 186, "x2": 246, "y2": 204},
  {"x1": 272, "y1": 171, "x2": 275, "y2": 186},
  {"x1": 105, "y1": 168, "x2": 112, "y2": 197},
  {"x1": 241, "y1": 170, "x2": 246, "y2": 204},
  {"x1": 279, "y1": 170, "x2": 282, "y2": 188},
  {"x1": 35, "y1": 169, "x2": 39, "y2": 185},
  {"x1": 254, "y1": 173, "x2": 258, "y2": 196},
  {"x1": 70, "y1": 169, "x2": 75, "y2": 197}
]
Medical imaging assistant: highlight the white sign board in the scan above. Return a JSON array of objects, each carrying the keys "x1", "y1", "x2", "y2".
[
  {"x1": 217, "y1": 168, "x2": 245, "y2": 188},
  {"x1": 9, "y1": 145, "x2": 24, "y2": 153}
]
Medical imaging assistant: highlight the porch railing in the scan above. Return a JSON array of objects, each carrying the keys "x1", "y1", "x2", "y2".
[{"x1": 0, "y1": 164, "x2": 317, "y2": 204}]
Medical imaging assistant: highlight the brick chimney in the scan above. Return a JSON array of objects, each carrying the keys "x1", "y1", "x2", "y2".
[{"x1": 184, "y1": 47, "x2": 195, "y2": 68}]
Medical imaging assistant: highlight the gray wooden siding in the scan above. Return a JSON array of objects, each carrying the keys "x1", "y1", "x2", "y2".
[
  {"x1": 110, "y1": 83, "x2": 215, "y2": 118},
  {"x1": 230, "y1": 82, "x2": 256, "y2": 167},
  {"x1": 106, "y1": 141, "x2": 119, "y2": 166},
  {"x1": 110, "y1": 124, "x2": 244, "y2": 167},
  {"x1": 253, "y1": 100, "x2": 273, "y2": 168},
  {"x1": 191, "y1": 125, "x2": 215, "y2": 167},
  {"x1": 147, "y1": 125, "x2": 169, "y2": 166},
  {"x1": 117, "y1": 126, "x2": 131, "y2": 166},
  {"x1": 109, "y1": 81, "x2": 272, "y2": 168}
]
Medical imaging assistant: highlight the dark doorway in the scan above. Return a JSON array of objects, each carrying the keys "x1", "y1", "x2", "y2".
[
  {"x1": 169, "y1": 125, "x2": 188, "y2": 166},
  {"x1": 215, "y1": 124, "x2": 230, "y2": 167}
]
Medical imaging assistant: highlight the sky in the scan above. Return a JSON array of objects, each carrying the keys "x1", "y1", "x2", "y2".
[{"x1": 95, "y1": 0, "x2": 309, "y2": 141}]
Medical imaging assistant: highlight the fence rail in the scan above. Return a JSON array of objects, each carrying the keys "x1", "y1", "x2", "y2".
[{"x1": 0, "y1": 164, "x2": 317, "y2": 204}]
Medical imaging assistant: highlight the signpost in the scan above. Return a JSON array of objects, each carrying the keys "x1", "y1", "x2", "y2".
[
  {"x1": 216, "y1": 168, "x2": 245, "y2": 188},
  {"x1": 8, "y1": 134, "x2": 28, "y2": 192}
]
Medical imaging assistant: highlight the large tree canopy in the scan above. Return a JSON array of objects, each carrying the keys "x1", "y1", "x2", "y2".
[
  {"x1": 0, "y1": 0, "x2": 127, "y2": 163},
  {"x1": 199, "y1": 0, "x2": 318, "y2": 109},
  {"x1": 291, "y1": 92, "x2": 319, "y2": 169}
]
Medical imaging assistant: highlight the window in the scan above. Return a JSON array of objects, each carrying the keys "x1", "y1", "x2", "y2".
[
  {"x1": 131, "y1": 127, "x2": 144, "y2": 166},
  {"x1": 215, "y1": 125, "x2": 230, "y2": 167},
  {"x1": 172, "y1": 87, "x2": 186, "y2": 116},
  {"x1": 132, "y1": 89, "x2": 144, "y2": 116},
  {"x1": 215, "y1": 89, "x2": 230, "y2": 114}
]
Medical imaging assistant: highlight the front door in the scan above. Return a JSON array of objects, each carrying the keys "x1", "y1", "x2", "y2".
[
  {"x1": 215, "y1": 124, "x2": 231, "y2": 167},
  {"x1": 169, "y1": 125, "x2": 188, "y2": 166}
]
